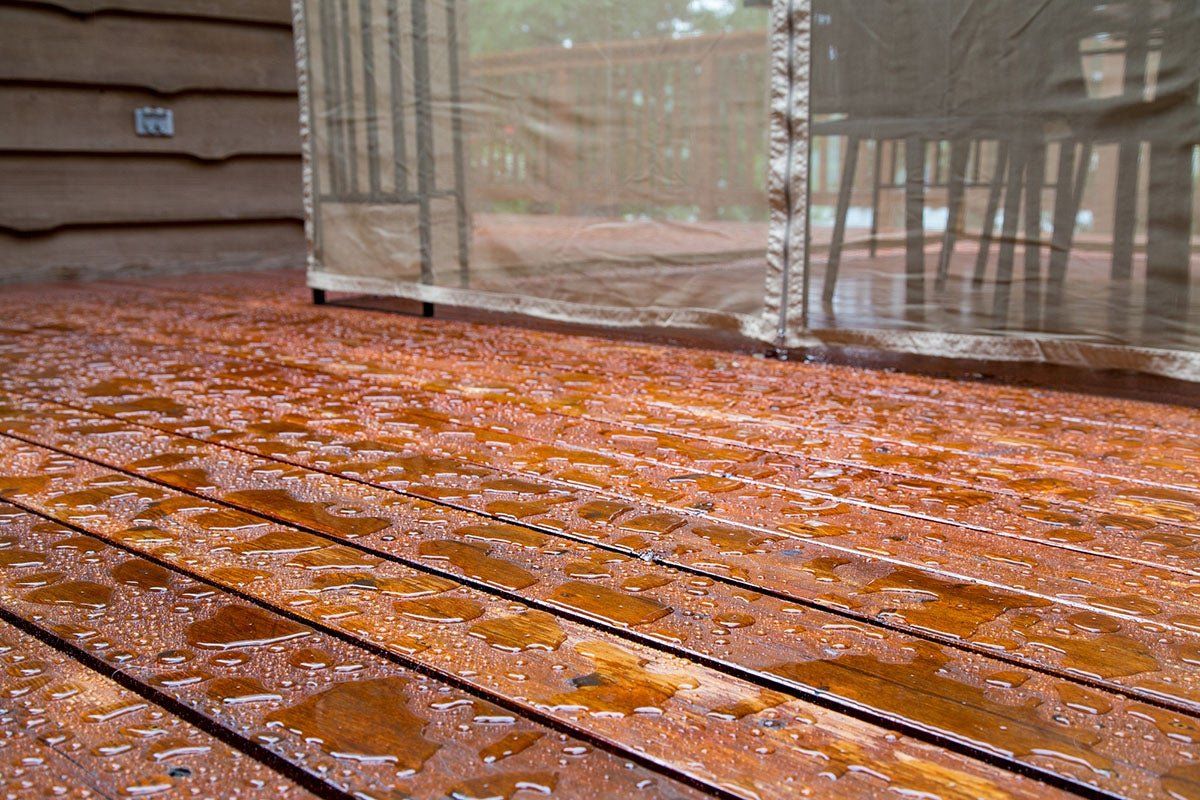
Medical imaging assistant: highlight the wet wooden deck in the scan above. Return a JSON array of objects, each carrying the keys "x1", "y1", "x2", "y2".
[{"x1": 1, "y1": 269, "x2": 1198, "y2": 800}]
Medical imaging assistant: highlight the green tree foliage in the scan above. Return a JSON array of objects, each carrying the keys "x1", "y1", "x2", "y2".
[{"x1": 466, "y1": 0, "x2": 766, "y2": 54}]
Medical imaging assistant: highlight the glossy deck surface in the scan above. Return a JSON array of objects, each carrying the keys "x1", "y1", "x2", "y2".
[{"x1": 1, "y1": 270, "x2": 1198, "y2": 800}]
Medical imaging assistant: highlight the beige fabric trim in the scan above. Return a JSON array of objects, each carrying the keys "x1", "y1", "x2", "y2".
[
  {"x1": 308, "y1": 271, "x2": 771, "y2": 341},
  {"x1": 290, "y1": 0, "x2": 318, "y2": 273},
  {"x1": 764, "y1": 0, "x2": 811, "y2": 349},
  {"x1": 813, "y1": 328, "x2": 1200, "y2": 383}
]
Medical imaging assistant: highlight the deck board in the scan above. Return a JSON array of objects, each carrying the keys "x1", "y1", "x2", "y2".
[
  {"x1": 4, "y1": 286, "x2": 1197, "y2": 547},
  {"x1": 0, "y1": 617, "x2": 315, "y2": 800},
  {"x1": 1, "y1": 270, "x2": 1198, "y2": 799},
  {"x1": 0, "y1": 445, "x2": 1067, "y2": 800},
  {"x1": 0, "y1": 500, "x2": 713, "y2": 800},
  {"x1": 2, "y1": 333, "x2": 1197, "y2": 707},
  {"x1": 0, "y1": 398, "x2": 1196, "y2": 798}
]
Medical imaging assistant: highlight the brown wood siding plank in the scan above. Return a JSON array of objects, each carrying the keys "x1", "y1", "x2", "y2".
[
  {"x1": 0, "y1": 5, "x2": 297, "y2": 94},
  {"x1": 0, "y1": 155, "x2": 302, "y2": 232},
  {"x1": 0, "y1": 220, "x2": 303, "y2": 284},
  {"x1": 0, "y1": 87, "x2": 300, "y2": 159},
  {"x1": 25, "y1": 0, "x2": 294, "y2": 26}
]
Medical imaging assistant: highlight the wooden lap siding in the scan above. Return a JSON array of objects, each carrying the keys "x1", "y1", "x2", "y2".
[{"x1": 0, "y1": 1, "x2": 304, "y2": 283}]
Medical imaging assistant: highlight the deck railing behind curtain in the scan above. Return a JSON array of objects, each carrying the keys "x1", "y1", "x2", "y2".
[{"x1": 467, "y1": 30, "x2": 769, "y2": 221}]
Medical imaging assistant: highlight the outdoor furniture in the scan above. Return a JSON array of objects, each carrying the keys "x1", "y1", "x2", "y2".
[{"x1": 814, "y1": 0, "x2": 1199, "y2": 342}]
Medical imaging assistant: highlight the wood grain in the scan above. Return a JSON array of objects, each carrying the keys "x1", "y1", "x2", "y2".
[
  {"x1": 0, "y1": 395, "x2": 1191, "y2": 799},
  {"x1": 0, "y1": 501, "x2": 712, "y2": 800},
  {"x1": 0, "y1": 86, "x2": 301, "y2": 159},
  {"x1": 28, "y1": 0, "x2": 294, "y2": 26},
  {"x1": 0, "y1": 221, "x2": 303, "y2": 285},
  {"x1": 0, "y1": 619, "x2": 317, "y2": 798},
  {"x1": 0, "y1": 4, "x2": 297, "y2": 94},
  {"x1": 2, "y1": 316, "x2": 1197, "y2": 721},
  {"x1": 0, "y1": 155, "x2": 301, "y2": 232},
  {"x1": 0, "y1": 454, "x2": 1053, "y2": 800},
  {"x1": 0, "y1": 271, "x2": 1197, "y2": 799}
]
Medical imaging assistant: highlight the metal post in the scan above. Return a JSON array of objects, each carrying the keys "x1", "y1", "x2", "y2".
[
  {"x1": 411, "y1": 0, "x2": 436, "y2": 286},
  {"x1": 445, "y1": 0, "x2": 471, "y2": 288}
]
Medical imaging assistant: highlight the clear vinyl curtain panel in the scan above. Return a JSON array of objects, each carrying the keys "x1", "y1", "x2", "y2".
[
  {"x1": 804, "y1": 0, "x2": 1200, "y2": 380},
  {"x1": 291, "y1": 0, "x2": 792, "y2": 340},
  {"x1": 291, "y1": 0, "x2": 1200, "y2": 381}
]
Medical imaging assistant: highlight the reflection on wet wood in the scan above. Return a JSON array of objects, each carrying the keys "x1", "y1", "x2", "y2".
[
  {"x1": 0, "y1": 271, "x2": 1197, "y2": 799},
  {"x1": 0, "y1": 620, "x2": 315, "y2": 799},
  {"x1": 0, "y1": 505, "x2": 708, "y2": 800}
]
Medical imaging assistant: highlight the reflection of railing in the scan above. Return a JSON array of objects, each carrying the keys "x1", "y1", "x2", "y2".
[
  {"x1": 467, "y1": 30, "x2": 768, "y2": 219},
  {"x1": 465, "y1": 21, "x2": 1200, "y2": 241}
]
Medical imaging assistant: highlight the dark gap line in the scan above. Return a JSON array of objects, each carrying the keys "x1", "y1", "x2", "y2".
[
  {"x1": 0, "y1": 602, "x2": 354, "y2": 800},
  {"x1": 2, "y1": 723, "x2": 122, "y2": 800},
  {"x1": 0, "y1": 494, "x2": 738, "y2": 800},
  {"x1": 0, "y1": 150, "x2": 300, "y2": 163},
  {"x1": 3, "y1": 399, "x2": 1193, "y2": 721},
  {"x1": 44, "y1": 744, "x2": 119, "y2": 799},
  {"x1": 0, "y1": 217, "x2": 303, "y2": 239},
  {"x1": 41, "y1": 746, "x2": 114, "y2": 800},
  {"x1": 0, "y1": 152, "x2": 300, "y2": 162},
  {"x1": 0, "y1": 424, "x2": 1165, "y2": 798},
  {"x1": 0, "y1": 78, "x2": 297, "y2": 99}
]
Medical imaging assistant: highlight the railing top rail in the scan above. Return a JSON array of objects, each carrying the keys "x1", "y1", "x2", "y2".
[{"x1": 469, "y1": 28, "x2": 767, "y2": 75}]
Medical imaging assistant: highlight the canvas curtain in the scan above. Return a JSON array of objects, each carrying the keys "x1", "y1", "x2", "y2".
[{"x1": 292, "y1": 0, "x2": 1200, "y2": 381}]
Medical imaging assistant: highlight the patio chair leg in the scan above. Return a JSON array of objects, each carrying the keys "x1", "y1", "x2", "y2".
[
  {"x1": 993, "y1": 143, "x2": 1029, "y2": 325},
  {"x1": 1108, "y1": 198, "x2": 1139, "y2": 336},
  {"x1": 1143, "y1": 140, "x2": 1195, "y2": 341},
  {"x1": 936, "y1": 139, "x2": 970, "y2": 293},
  {"x1": 973, "y1": 142, "x2": 1008, "y2": 288},
  {"x1": 869, "y1": 140, "x2": 883, "y2": 257},
  {"x1": 903, "y1": 137, "x2": 927, "y2": 313},
  {"x1": 1023, "y1": 145, "x2": 1047, "y2": 328},
  {"x1": 1047, "y1": 140, "x2": 1089, "y2": 325},
  {"x1": 823, "y1": 136, "x2": 860, "y2": 305}
]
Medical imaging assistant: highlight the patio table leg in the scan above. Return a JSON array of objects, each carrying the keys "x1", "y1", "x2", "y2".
[{"x1": 904, "y1": 137, "x2": 927, "y2": 315}]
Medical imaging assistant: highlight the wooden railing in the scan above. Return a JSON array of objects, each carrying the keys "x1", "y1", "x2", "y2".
[
  {"x1": 466, "y1": 30, "x2": 769, "y2": 219},
  {"x1": 466, "y1": 29, "x2": 1200, "y2": 247}
]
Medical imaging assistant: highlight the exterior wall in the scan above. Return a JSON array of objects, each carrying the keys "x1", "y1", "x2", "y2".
[{"x1": 0, "y1": 0, "x2": 304, "y2": 284}]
